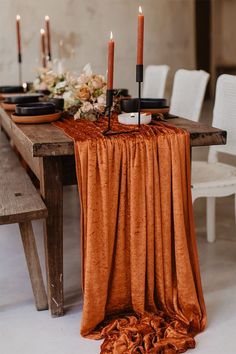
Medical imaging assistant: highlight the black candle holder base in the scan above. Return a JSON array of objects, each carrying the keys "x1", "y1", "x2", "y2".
[
  {"x1": 102, "y1": 88, "x2": 140, "y2": 136},
  {"x1": 136, "y1": 65, "x2": 144, "y2": 127},
  {"x1": 103, "y1": 128, "x2": 139, "y2": 136}
]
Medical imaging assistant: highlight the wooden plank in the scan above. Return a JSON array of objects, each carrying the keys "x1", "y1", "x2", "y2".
[
  {"x1": 165, "y1": 117, "x2": 227, "y2": 146},
  {"x1": 0, "y1": 108, "x2": 41, "y2": 178},
  {"x1": 19, "y1": 221, "x2": 48, "y2": 311},
  {"x1": 0, "y1": 108, "x2": 74, "y2": 157},
  {"x1": 0, "y1": 133, "x2": 47, "y2": 225},
  {"x1": 40, "y1": 156, "x2": 64, "y2": 317}
]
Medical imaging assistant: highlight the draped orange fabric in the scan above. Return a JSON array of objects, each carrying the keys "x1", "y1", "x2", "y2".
[{"x1": 54, "y1": 117, "x2": 206, "y2": 353}]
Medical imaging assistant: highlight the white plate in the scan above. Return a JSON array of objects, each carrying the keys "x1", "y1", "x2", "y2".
[{"x1": 118, "y1": 112, "x2": 152, "y2": 125}]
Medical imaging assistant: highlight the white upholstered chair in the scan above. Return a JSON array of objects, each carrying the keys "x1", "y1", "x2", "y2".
[
  {"x1": 192, "y1": 74, "x2": 236, "y2": 243},
  {"x1": 169, "y1": 69, "x2": 210, "y2": 121},
  {"x1": 142, "y1": 65, "x2": 170, "y2": 98}
]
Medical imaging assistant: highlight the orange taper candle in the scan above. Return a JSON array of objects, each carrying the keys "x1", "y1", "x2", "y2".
[
  {"x1": 137, "y1": 6, "x2": 144, "y2": 65},
  {"x1": 45, "y1": 15, "x2": 52, "y2": 61},
  {"x1": 16, "y1": 15, "x2": 22, "y2": 60},
  {"x1": 107, "y1": 31, "x2": 115, "y2": 90},
  {"x1": 40, "y1": 28, "x2": 46, "y2": 68}
]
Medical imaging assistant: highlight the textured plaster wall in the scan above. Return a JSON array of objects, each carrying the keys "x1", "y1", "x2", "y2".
[
  {"x1": 215, "y1": 0, "x2": 236, "y2": 66},
  {"x1": 0, "y1": 0, "x2": 195, "y2": 96}
]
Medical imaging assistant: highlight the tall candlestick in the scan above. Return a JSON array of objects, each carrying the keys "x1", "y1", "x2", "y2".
[
  {"x1": 107, "y1": 31, "x2": 115, "y2": 90},
  {"x1": 45, "y1": 15, "x2": 52, "y2": 61},
  {"x1": 137, "y1": 6, "x2": 144, "y2": 65},
  {"x1": 16, "y1": 15, "x2": 22, "y2": 60},
  {"x1": 16, "y1": 15, "x2": 22, "y2": 84},
  {"x1": 40, "y1": 28, "x2": 46, "y2": 68}
]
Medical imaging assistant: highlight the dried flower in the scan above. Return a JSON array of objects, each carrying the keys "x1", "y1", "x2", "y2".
[
  {"x1": 81, "y1": 101, "x2": 94, "y2": 113},
  {"x1": 74, "y1": 86, "x2": 91, "y2": 101}
]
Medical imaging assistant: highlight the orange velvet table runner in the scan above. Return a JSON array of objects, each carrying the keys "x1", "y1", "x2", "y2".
[{"x1": 54, "y1": 117, "x2": 206, "y2": 353}]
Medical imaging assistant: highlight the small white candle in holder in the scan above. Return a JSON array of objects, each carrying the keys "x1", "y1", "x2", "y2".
[
  {"x1": 118, "y1": 112, "x2": 151, "y2": 125},
  {"x1": 22, "y1": 82, "x2": 27, "y2": 92}
]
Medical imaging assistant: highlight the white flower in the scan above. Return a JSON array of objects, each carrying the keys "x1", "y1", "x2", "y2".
[
  {"x1": 55, "y1": 81, "x2": 66, "y2": 90},
  {"x1": 63, "y1": 91, "x2": 73, "y2": 101},
  {"x1": 74, "y1": 110, "x2": 81, "y2": 120},
  {"x1": 94, "y1": 103, "x2": 105, "y2": 113},
  {"x1": 97, "y1": 94, "x2": 106, "y2": 106},
  {"x1": 83, "y1": 63, "x2": 93, "y2": 76},
  {"x1": 81, "y1": 101, "x2": 93, "y2": 113},
  {"x1": 33, "y1": 78, "x2": 41, "y2": 90},
  {"x1": 77, "y1": 74, "x2": 90, "y2": 85}
]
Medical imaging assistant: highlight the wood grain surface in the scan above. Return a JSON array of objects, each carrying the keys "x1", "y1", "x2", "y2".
[{"x1": 0, "y1": 132, "x2": 47, "y2": 225}]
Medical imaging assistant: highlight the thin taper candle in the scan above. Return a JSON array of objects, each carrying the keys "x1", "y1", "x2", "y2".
[
  {"x1": 40, "y1": 28, "x2": 46, "y2": 68},
  {"x1": 137, "y1": 6, "x2": 144, "y2": 65},
  {"x1": 16, "y1": 15, "x2": 22, "y2": 61},
  {"x1": 107, "y1": 31, "x2": 115, "y2": 90},
  {"x1": 45, "y1": 15, "x2": 52, "y2": 61}
]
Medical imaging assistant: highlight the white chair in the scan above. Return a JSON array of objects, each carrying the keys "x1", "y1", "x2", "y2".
[
  {"x1": 142, "y1": 65, "x2": 170, "y2": 98},
  {"x1": 192, "y1": 74, "x2": 236, "y2": 243},
  {"x1": 170, "y1": 69, "x2": 210, "y2": 121}
]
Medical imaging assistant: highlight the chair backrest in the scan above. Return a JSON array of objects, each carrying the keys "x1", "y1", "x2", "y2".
[
  {"x1": 209, "y1": 74, "x2": 236, "y2": 162},
  {"x1": 169, "y1": 69, "x2": 210, "y2": 122},
  {"x1": 142, "y1": 65, "x2": 170, "y2": 98}
]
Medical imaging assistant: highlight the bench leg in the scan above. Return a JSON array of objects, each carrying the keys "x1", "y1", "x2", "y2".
[{"x1": 19, "y1": 221, "x2": 48, "y2": 311}]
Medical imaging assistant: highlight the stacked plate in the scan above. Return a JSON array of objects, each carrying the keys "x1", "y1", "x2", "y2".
[
  {"x1": 11, "y1": 101, "x2": 63, "y2": 124},
  {"x1": 0, "y1": 85, "x2": 24, "y2": 95},
  {"x1": 1, "y1": 93, "x2": 43, "y2": 111},
  {"x1": 0, "y1": 85, "x2": 24, "y2": 100},
  {"x1": 120, "y1": 98, "x2": 168, "y2": 113}
]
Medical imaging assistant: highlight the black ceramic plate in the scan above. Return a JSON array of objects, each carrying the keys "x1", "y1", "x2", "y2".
[
  {"x1": 35, "y1": 89, "x2": 51, "y2": 96},
  {"x1": 4, "y1": 94, "x2": 43, "y2": 104},
  {"x1": 0, "y1": 85, "x2": 24, "y2": 94},
  {"x1": 15, "y1": 102, "x2": 56, "y2": 116},
  {"x1": 141, "y1": 98, "x2": 167, "y2": 109},
  {"x1": 120, "y1": 98, "x2": 167, "y2": 112},
  {"x1": 49, "y1": 98, "x2": 64, "y2": 110}
]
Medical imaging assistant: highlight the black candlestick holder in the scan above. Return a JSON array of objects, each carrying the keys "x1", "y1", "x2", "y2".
[
  {"x1": 18, "y1": 53, "x2": 22, "y2": 85},
  {"x1": 103, "y1": 89, "x2": 139, "y2": 136},
  {"x1": 136, "y1": 64, "x2": 143, "y2": 127}
]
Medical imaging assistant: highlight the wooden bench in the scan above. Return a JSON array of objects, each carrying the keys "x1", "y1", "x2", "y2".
[{"x1": 0, "y1": 131, "x2": 48, "y2": 310}]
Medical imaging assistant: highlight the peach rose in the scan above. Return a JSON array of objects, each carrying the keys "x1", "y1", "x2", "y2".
[
  {"x1": 44, "y1": 73, "x2": 56, "y2": 87},
  {"x1": 74, "y1": 86, "x2": 91, "y2": 101},
  {"x1": 91, "y1": 76, "x2": 104, "y2": 89}
]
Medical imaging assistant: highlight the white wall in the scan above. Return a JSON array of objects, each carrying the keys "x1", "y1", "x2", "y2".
[{"x1": 0, "y1": 0, "x2": 195, "y2": 96}]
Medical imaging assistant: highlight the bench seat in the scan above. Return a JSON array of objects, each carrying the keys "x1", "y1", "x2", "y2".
[{"x1": 0, "y1": 131, "x2": 48, "y2": 311}]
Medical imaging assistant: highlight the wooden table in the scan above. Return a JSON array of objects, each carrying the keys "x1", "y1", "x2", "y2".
[{"x1": 0, "y1": 108, "x2": 227, "y2": 317}]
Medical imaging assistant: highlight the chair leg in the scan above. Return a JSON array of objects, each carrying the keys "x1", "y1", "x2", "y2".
[
  {"x1": 19, "y1": 221, "x2": 48, "y2": 311},
  {"x1": 207, "y1": 197, "x2": 216, "y2": 243}
]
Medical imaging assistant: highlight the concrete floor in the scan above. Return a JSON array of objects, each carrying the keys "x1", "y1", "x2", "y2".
[{"x1": 0, "y1": 103, "x2": 236, "y2": 354}]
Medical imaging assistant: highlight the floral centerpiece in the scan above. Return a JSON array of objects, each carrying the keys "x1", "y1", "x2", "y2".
[{"x1": 33, "y1": 64, "x2": 108, "y2": 122}]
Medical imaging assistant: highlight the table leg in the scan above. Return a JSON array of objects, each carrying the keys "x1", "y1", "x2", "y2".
[{"x1": 40, "y1": 156, "x2": 64, "y2": 317}]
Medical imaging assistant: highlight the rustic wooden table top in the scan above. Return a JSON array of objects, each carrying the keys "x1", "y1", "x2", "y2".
[{"x1": 0, "y1": 108, "x2": 227, "y2": 158}]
